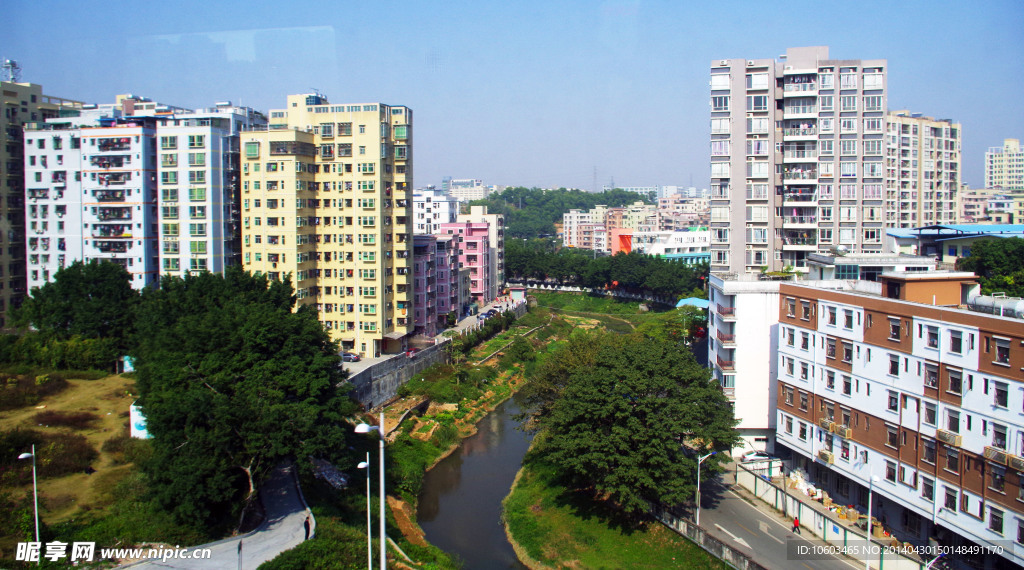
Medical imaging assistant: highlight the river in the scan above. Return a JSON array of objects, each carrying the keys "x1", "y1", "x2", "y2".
[{"x1": 417, "y1": 398, "x2": 533, "y2": 569}]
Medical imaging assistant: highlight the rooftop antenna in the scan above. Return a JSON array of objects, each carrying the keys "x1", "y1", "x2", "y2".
[{"x1": 2, "y1": 59, "x2": 22, "y2": 82}]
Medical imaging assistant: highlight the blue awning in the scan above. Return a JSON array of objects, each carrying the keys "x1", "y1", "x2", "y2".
[{"x1": 676, "y1": 297, "x2": 710, "y2": 309}]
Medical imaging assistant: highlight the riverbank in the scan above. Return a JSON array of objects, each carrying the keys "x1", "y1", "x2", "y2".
[{"x1": 502, "y1": 445, "x2": 728, "y2": 569}]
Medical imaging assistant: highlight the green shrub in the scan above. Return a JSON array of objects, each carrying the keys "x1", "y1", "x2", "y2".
[
  {"x1": 0, "y1": 429, "x2": 98, "y2": 485},
  {"x1": 32, "y1": 410, "x2": 99, "y2": 430}
]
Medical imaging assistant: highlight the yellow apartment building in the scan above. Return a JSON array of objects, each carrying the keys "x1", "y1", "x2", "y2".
[{"x1": 240, "y1": 94, "x2": 413, "y2": 356}]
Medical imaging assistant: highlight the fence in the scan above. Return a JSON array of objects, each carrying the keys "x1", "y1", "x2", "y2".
[
  {"x1": 735, "y1": 464, "x2": 925, "y2": 570},
  {"x1": 650, "y1": 504, "x2": 769, "y2": 570},
  {"x1": 506, "y1": 279, "x2": 677, "y2": 306},
  {"x1": 347, "y1": 340, "x2": 450, "y2": 408}
]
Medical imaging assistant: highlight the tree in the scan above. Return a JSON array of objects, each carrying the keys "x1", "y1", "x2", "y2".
[
  {"x1": 132, "y1": 267, "x2": 357, "y2": 529},
  {"x1": 533, "y1": 333, "x2": 738, "y2": 515},
  {"x1": 956, "y1": 237, "x2": 1024, "y2": 297},
  {"x1": 13, "y1": 260, "x2": 138, "y2": 350}
]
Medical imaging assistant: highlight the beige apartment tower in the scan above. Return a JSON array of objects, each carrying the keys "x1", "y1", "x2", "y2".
[
  {"x1": 240, "y1": 94, "x2": 413, "y2": 356},
  {"x1": 0, "y1": 77, "x2": 81, "y2": 326},
  {"x1": 709, "y1": 46, "x2": 888, "y2": 274},
  {"x1": 885, "y1": 111, "x2": 960, "y2": 227}
]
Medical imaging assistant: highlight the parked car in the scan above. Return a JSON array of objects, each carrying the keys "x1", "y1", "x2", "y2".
[
  {"x1": 341, "y1": 352, "x2": 361, "y2": 362},
  {"x1": 406, "y1": 348, "x2": 421, "y2": 358},
  {"x1": 740, "y1": 450, "x2": 772, "y2": 463}
]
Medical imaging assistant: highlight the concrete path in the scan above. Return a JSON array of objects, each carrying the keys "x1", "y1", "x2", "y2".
[{"x1": 124, "y1": 464, "x2": 311, "y2": 569}]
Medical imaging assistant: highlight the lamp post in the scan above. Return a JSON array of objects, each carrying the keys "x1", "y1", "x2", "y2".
[
  {"x1": 18, "y1": 445, "x2": 40, "y2": 565},
  {"x1": 355, "y1": 414, "x2": 386, "y2": 570},
  {"x1": 357, "y1": 453, "x2": 371, "y2": 570},
  {"x1": 865, "y1": 474, "x2": 880, "y2": 570},
  {"x1": 695, "y1": 451, "x2": 718, "y2": 526}
]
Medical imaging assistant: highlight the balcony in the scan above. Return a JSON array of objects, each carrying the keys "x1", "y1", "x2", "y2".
[
  {"x1": 781, "y1": 189, "x2": 817, "y2": 203},
  {"x1": 783, "y1": 82, "x2": 818, "y2": 95},
  {"x1": 716, "y1": 330, "x2": 735, "y2": 346},
  {"x1": 91, "y1": 155, "x2": 129, "y2": 169},
  {"x1": 96, "y1": 207, "x2": 132, "y2": 221},
  {"x1": 783, "y1": 169, "x2": 817, "y2": 183},
  {"x1": 97, "y1": 173, "x2": 128, "y2": 186},
  {"x1": 94, "y1": 240, "x2": 128, "y2": 253},
  {"x1": 783, "y1": 150, "x2": 818, "y2": 163},
  {"x1": 783, "y1": 127, "x2": 817, "y2": 139},
  {"x1": 984, "y1": 446, "x2": 1009, "y2": 466},
  {"x1": 783, "y1": 105, "x2": 817, "y2": 118},
  {"x1": 97, "y1": 138, "x2": 132, "y2": 152},
  {"x1": 782, "y1": 215, "x2": 817, "y2": 226},
  {"x1": 91, "y1": 224, "x2": 132, "y2": 238},
  {"x1": 93, "y1": 189, "x2": 125, "y2": 202},
  {"x1": 716, "y1": 356, "x2": 735, "y2": 371},
  {"x1": 716, "y1": 304, "x2": 736, "y2": 319}
]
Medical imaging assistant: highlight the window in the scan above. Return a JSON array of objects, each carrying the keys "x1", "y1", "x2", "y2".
[
  {"x1": 924, "y1": 364, "x2": 938, "y2": 388},
  {"x1": 948, "y1": 371, "x2": 962, "y2": 395},
  {"x1": 922, "y1": 477, "x2": 934, "y2": 502},
  {"x1": 923, "y1": 438, "x2": 936, "y2": 464},
  {"x1": 710, "y1": 140, "x2": 730, "y2": 156},
  {"x1": 843, "y1": 310, "x2": 853, "y2": 329},
  {"x1": 711, "y1": 96, "x2": 730, "y2": 112},
  {"x1": 188, "y1": 170, "x2": 205, "y2": 184},
  {"x1": 826, "y1": 370, "x2": 835, "y2": 390},
  {"x1": 162, "y1": 241, "x2": 179, "y2": 254},
  {"x1": 840, "y1": 95, "x2": 857, "y2": 111},
  {"x1": 189, "y1": 206, "x2": 206, "y2": 219},
  {"x1": 842, "y1": 342, "x2": 852, "y2": 363},
  {"x1": 826, "y1": 338, "x2": 836, "y2": 358},
  {"x1": 842, "y1": 376, "x2": 852, "y2": 396},
  {"x1": 189, "y1": 241, "x2": 207, "y2": 254},
  {"x1": 990, "y1": 465, "x2": 1006, "y2": 492},
  {"x1": 828, "y1": 306, "x2": 837, "y2": 325},
  {"x1": 162, "y1": 206, "x2": 179, "y2": 219},
  {"x1": 163, "y1": 258, "x2": 179, "y2": 271},
  {"x1": 189, "y1": 187, "x2": 206, "y2": 201},
  {"x1": 946, "y1": 410, "x2": 960, "y2": 433},
  {"x1": 820, "y1": 117, "x2": 834, "y2": 133},
  {"x1": 863, "y1": 72, "x2": 883, "y2": 90},
  {"x1": 945, "y1": 448, "x2": 959, "y2": 473},
  {"x1": 819, "y1": 95, "x2": 833, "y2": 111},
  {"x1": 840, "y1": 161, "x2": 856, "y2": 177},
  {"x1": 924, "y1": 402, "x2": 936, "y2": 425},
  {"x1": 785, "y1": 416, "x2": 793, "y2": 434},
  {"x1": 993, "y1": 423, "x2": 1008, "y2": 450},
  {"x1": 711, "y1": 118, "x2": 730, "y2": 134},
  {"x1": 886, "y1": 425, "x2": 899, "y2": 448},
  {"x1": 801, "y1": 301, "x2": 811, "y2": 320},
  {"x1": 746, "y1": 95, "x2": 768, "y2": 111},
  {"x1": 161, "y1": 136, "x2": 177, "y2": 150},
  {"x1": 800, "y1": 332, "x2": 810, "y2": 351},
  {"x1": 944, "y1": 488, "x2": 957, "y2": 510},
  {"x1": 994, "y1": 381, "x2": 1008, "y2": 408},
  {"x1": 990, "y1": 507, "x2": 1004, "y2": 535},
  {"x1": 799, "y1": 392, "x2": 808, "y2": 411},
  {"x1": 885, "y1": 460, "x2": 896, "y2": 482},
  {"x1": 161, "y1": 172, "x2": 178, "y2": 185},
  {"x1": 840, "y1": 118, "x2": 856, "y2": 133},
  {"x1": 864, "y1": 95, "x2": 883, "y2": 111},
  {"x1": 889, "y1": 355, "x2": 900, "y2": 376},
  {"x1": 798, "y1": 422, "x2": 807, "y2": 441},
  {"x1": 746, "y1": 73, "x2": 769, "y2": 89},
  {"x1": 926, "y1": 326, "x2": 939, "y2": 348},
  {"x1": 840, "y1": 140, "x2": 857, "y2": 156},
  {"x1": 784, "y1": 386, "x2": 794, "y2": 405},
  {"x1": 162, "y1": 223, "x2": 179, "y2": 236},
  {"x1": 188, "y1": 223, "x2": 206, "y2": 237},
  {"x1": 188, "y1": 135, "x2": 205, "y2": 149},
  {"x1": 995, "y1": 339, "x2": 1010, "y2": 365},
  {"x1": 948, "y1": 330, "x2": 963, "y2": 354},
  {"x1": 188, "y1": 152, "x2": 206, "y2": 166},
  {"x1": 787, "y1": 298, "x2": 797, "y2": 317}
]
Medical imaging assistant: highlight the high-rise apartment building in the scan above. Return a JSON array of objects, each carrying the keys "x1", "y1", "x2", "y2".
[
  {"x1": 23, "y1": 96, "x2": 264, "y2": 292},
  {"x1": 886, "y1": 111, "x2": 960, "y2": 227},
  {"x1": 710, "y1": 46, "x2": 888, "y2": 274},
  {"x1": 239, "y1": 94, "x2": 413, "y2": 357},
  {"x1": 0, "y1": 78, "x2": 81, "y2": 325},
  {"x1": 986, "y1": 139, "x2": 1024, "y2": 191},
  {"x1": 439, "y1": 221, "x2": 492, "y2": 304}
]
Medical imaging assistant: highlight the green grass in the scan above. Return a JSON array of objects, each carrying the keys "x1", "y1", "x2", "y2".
[
  {"x1": 530, "y1": 291, "x2": 671, "y2": 315},
  {"x1": 503, "y1": 454, "x2": 727, "y2": 570}
]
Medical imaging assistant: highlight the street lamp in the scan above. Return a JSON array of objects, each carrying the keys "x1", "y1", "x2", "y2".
[
  {"x1": 357, "y1": 454, "x2": 371, "y2": 570},
  {"x1": 695, "y1": 451, "x2": 718, "y2": 526},
  {"x1": 355, "y1": 415, "x2": 386, "y2": 570},
  {"x1": 864, "y1": 474, "x2": 880, "y2": 570},
  {"x1": 18, "y1": 445, "x2": 40, "y2": 565}
]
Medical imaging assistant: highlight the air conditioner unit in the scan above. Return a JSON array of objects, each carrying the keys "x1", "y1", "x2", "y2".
[
  {"x1": 818, "y1": 418, "x2": 835, "y2": 431},
  {"x1": 936, "y1": 429, "x2": 962, "y2": 447},
  {"x1": 831, "y1": 424, "x2": 851, "y2": 438},
  {"x1": 984, "y1": 446, "x2": 1009, "y2": 466},
  {"x1": 1009, "y1": 455, "x2": 1024, "y2": 472},
  {"x1": 747, "y1": 60, "x2": 755, "y2": 66},
  {"x1": 818, "y1": 450, "x2": 835, "y2": 464}
]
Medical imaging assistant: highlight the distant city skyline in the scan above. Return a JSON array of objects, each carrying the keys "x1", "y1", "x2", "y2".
[{"x1": 4, "y1": 0, "x2": 1021, "y2": 191}]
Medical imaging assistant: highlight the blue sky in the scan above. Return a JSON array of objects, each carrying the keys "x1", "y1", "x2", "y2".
[{"x1": 4, "y1": 0, "x2": 1022, "y2": 190}]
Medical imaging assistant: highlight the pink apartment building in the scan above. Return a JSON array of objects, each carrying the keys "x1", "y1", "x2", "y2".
[{"x1": 439, "y1": 221, "x2": 493, "y2": 305}]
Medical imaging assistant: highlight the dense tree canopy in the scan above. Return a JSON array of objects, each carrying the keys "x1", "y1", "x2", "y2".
[
  {"x1": 132, "y1": 267, "x2": 357, "y2": 529},
  {"x1": 13, "y1": 260, "x2": 138, "y2": 350},
  {"x1": 519, "y1": 332, "x2": 737, "y2": 514},
  {"x1": 956, "y1": 237, "x2": 1024, "y2": 297},
  {"x1": 470, "y1": 187, "x2": 654, "y2": 238},
  {"x1": 506, "y1": 239, "x2": 708, "y2": 298}
]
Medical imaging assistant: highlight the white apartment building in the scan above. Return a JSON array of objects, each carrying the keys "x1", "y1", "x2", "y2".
[
  {"x1": 445, "y1": 178, "x2": 490, "y2": 201},
  {"x1": 630, "y1": 229, "x2": 709, "y2": 264},
  {"x1": 412, "y1": 187, "x2": 459, "y2": 235},
  {"x1": 23, "y1": 97, "x2": 264, "y2": 290},
  {"x1": 986, "y1": 139, "x2": 1024, "y2": 191},
  {"x1": 775, "y1": 274, "x2": 1024, "y2": 567},
  {"x1": 710, "y1": 46, "x2": 889, "y2": 274}
]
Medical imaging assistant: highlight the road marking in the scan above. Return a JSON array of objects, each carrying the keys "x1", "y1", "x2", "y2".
[
  {"x1": 724, "y1": 488, "x2": 861, "y2": 570},
  {"x1": 736, "y1": 522, "x2": 755, "y2": 536},
  {"x1": 714, "y1": 524, "x2": 751, "y2": 549},
  {"x1": 802, "y1": 563, "x2": 814, "y2": 570}
]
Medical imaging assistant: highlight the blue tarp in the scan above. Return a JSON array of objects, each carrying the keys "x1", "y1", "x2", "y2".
[{"x1": 676, "y1": 297, "x2": 710, "y2": 309}]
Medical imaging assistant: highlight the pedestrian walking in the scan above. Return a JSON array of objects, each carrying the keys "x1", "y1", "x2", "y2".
[{"x1": 792, "y1": 516, "x2": 800, "y2": 534}]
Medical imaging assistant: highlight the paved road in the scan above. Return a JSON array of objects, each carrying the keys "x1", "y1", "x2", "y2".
[
  {"x1": 698, "y1": 467, "x2": 857, "y2": 570},
  {"x1": 125, "y1": 464, "x2": 311, "y2": 569}
]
